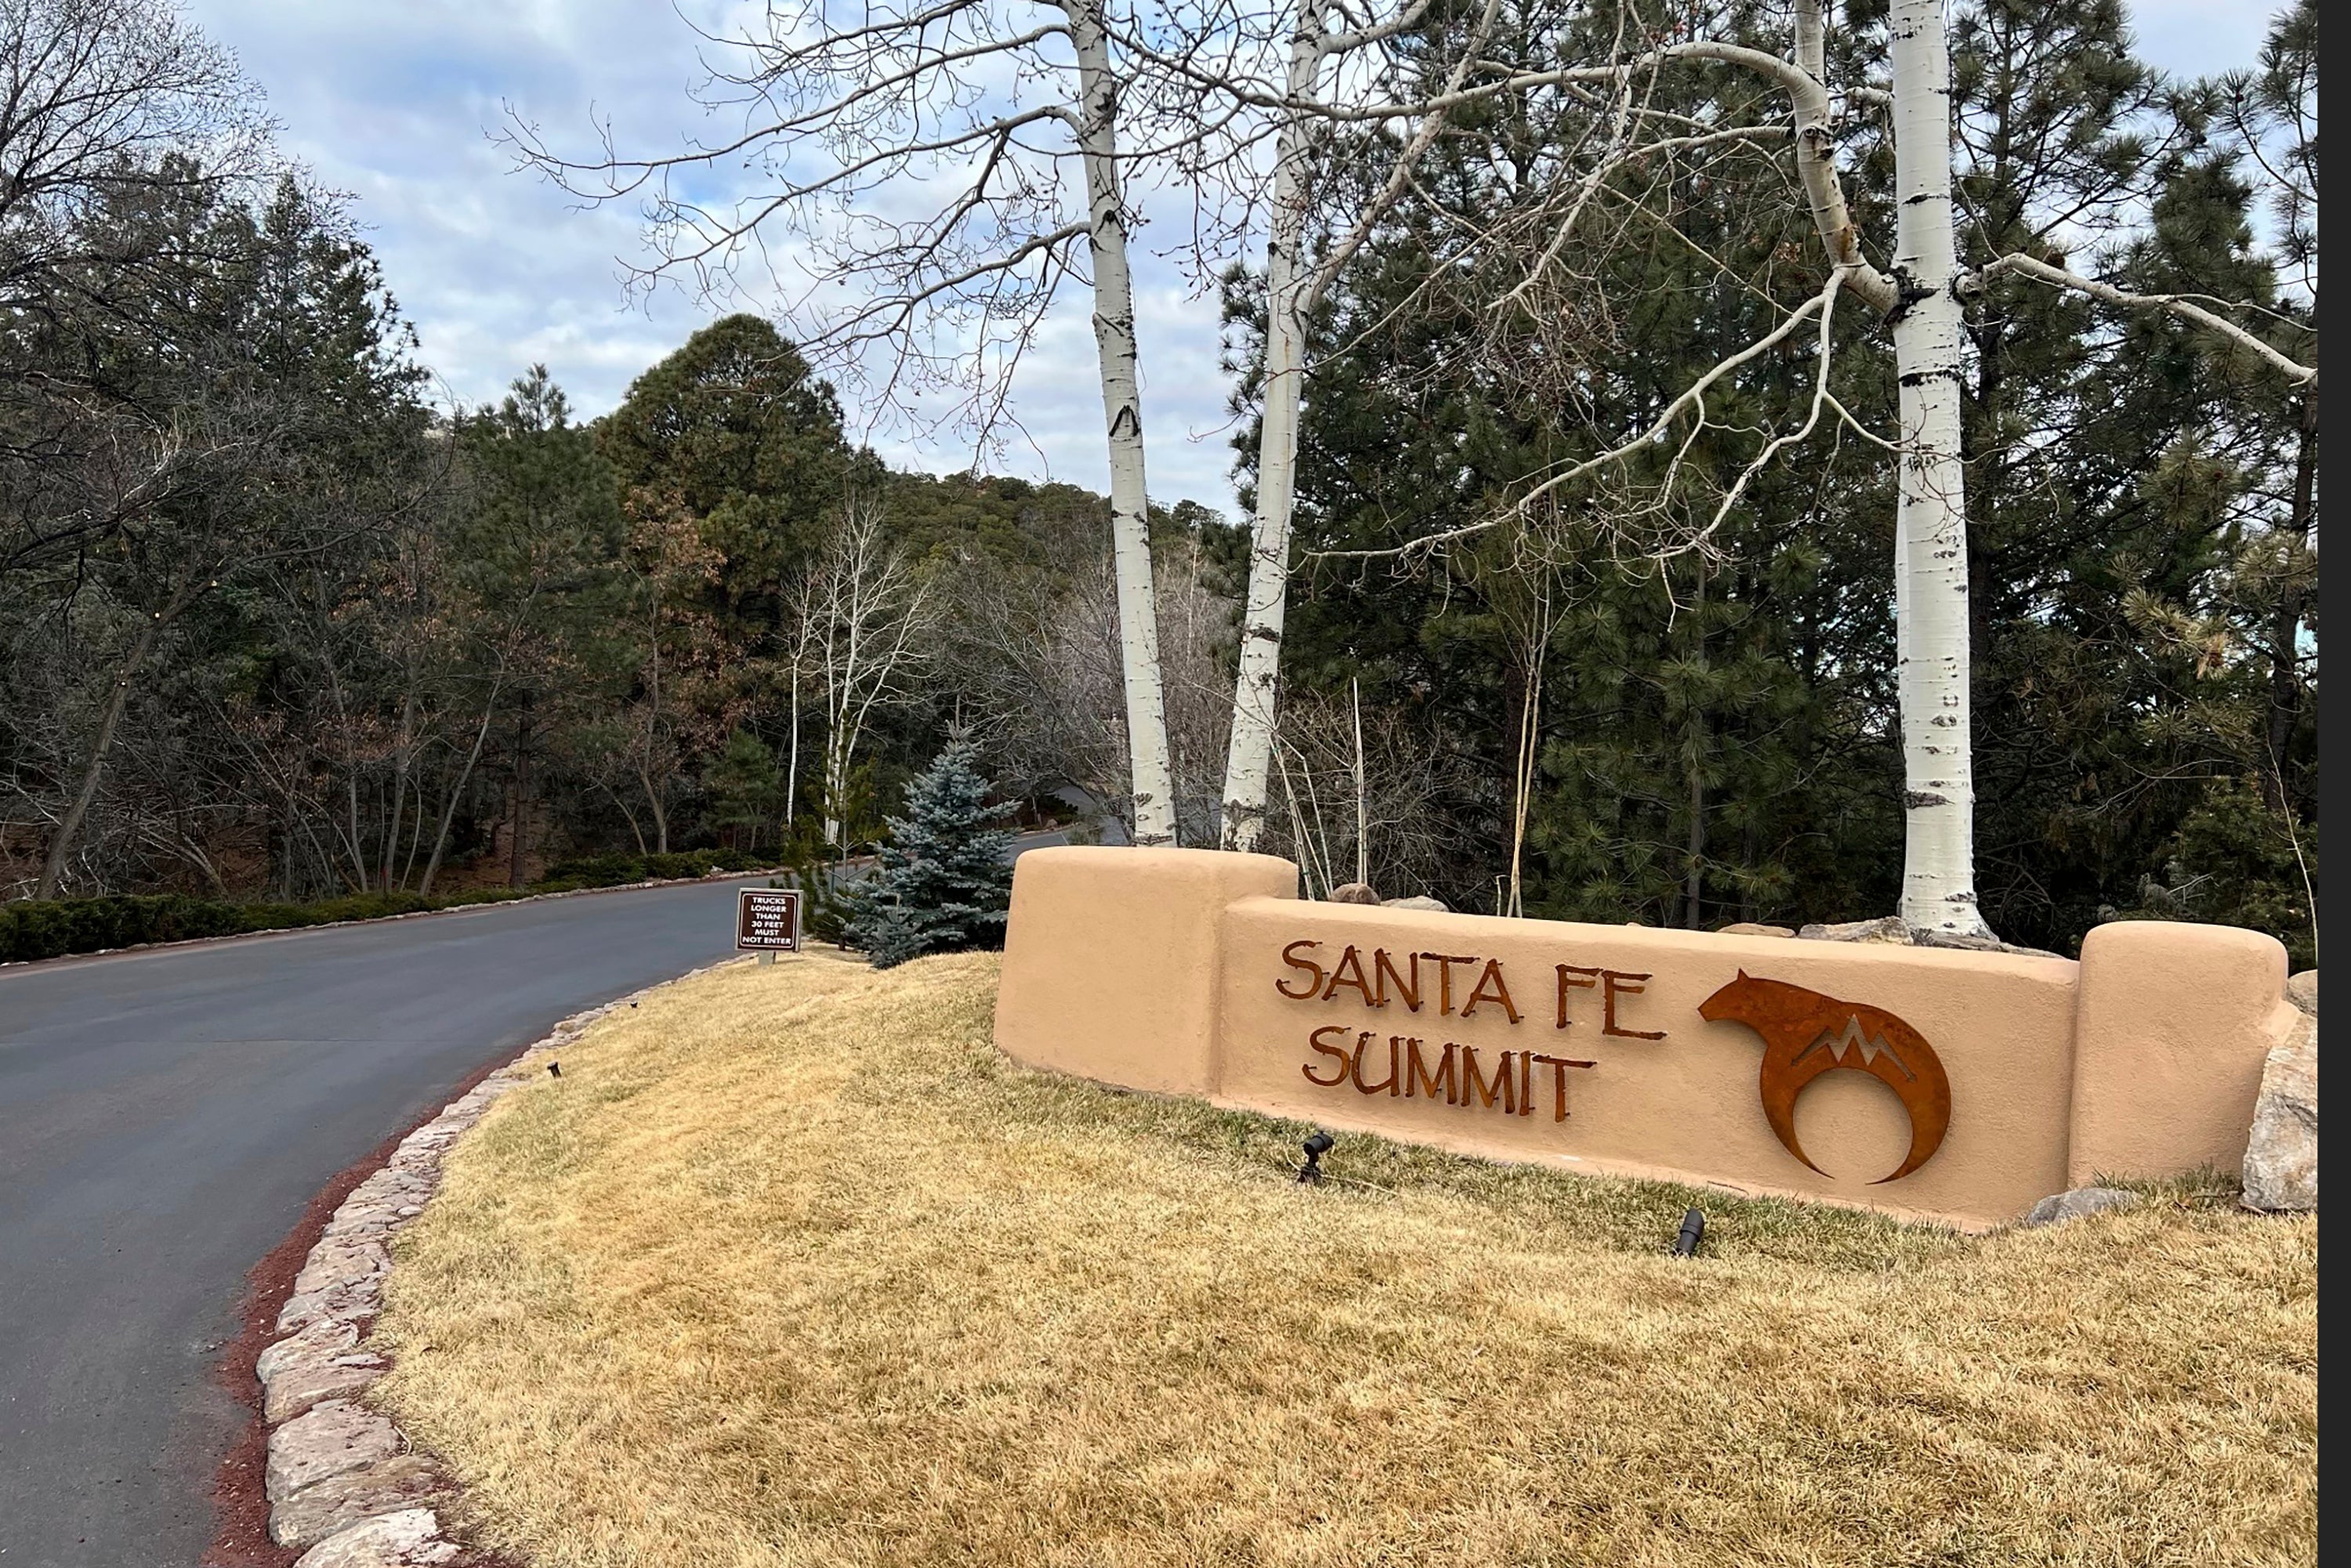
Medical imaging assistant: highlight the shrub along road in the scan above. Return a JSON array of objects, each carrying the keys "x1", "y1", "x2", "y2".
[{"x1": 0, "y1": 874, "x2": 795, "y2": 1566}]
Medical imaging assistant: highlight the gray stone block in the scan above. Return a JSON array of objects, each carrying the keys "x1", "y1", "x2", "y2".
[
  {"x1": 2242, "y1": 1010, "x2": 2317, "y2": 1212},
  {"x1": 290, "y1": 1507, "x2": 464, "y2": 1567},
  {"x1": 2021, "y1": 1186, "x2": 2143, "y2": 1227},
  {"x1": 267, "y1": 1400, "x2": 401, "y2": 1504},
  {"x1": 273, "y1": 1455, "x2": 451, "y2": 1550}
]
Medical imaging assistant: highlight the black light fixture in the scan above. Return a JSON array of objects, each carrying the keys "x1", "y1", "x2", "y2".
[
  {"x1": 547, "y1": 1061, "x2": 562, "y2": 1077},
  {"x1": 1297, "y1": 1129, "x2": 1336, "y2": 1184},
  {"x1": 1673, "y1": 1207, "x2": 1705, "y2": 1257}
]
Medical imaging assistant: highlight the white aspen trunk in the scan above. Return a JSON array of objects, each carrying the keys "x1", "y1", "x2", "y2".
[
  {"x1": 1067, "y1": 0, "x2": 1178, "y2": 847},
  {"x1": 1219, "y1": 0, "x2": 1324, "y2": 851},
  {"x1": 785, "y1": 672, "x2": 801, "y2": 838},
  {"x1": 1508, "y1": 659, "x2": 1539, "y2": 920},
  {"x1": 1350, "y1": 673, "x2": 1367, "y2": 885},
  {"x1": 821, "y1": 624, "x2": 851, "y2": 849},
  {"x1": 1886, "y1": 0, "x2": 1987, "y2": 936},
  {"x1": 1789, "y1": 0, "x2": 1889, "y2": 300},
  {"x1": 824, "y1": 579, "x2": 852, "y2": 849},
  {"x1": 823, "y1": 728, "x2": 849, "y2": 851}
]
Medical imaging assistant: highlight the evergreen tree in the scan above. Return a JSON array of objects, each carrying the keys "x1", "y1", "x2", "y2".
[
  {"x1": 839, "y1": 741, "x2": 1016, "y2": 969},
  {"x1": 448, "y1": 367, "x2": 632, "y2": 884},
  {"x1": 1225, "y1": 0, "x2": 2316, "y2": 956},
  {"x1": 596, "y1": 313, "x2": 854, "y2": 621},
  {"x1": 705, "y1": 727, "x2": 785, "y2": 851}
]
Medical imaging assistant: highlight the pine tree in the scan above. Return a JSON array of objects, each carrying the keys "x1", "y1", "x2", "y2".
[
  {"x1": 839, "y1": 741, "x2": 1016, "y2": 969},
  {"x1": 704, "y1": 727, "x2": 784, "y2": 852}
]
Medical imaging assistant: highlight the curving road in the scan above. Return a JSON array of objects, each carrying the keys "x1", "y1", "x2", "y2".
[{"x1": 0, "y1": 875, "x2": 795, "y2": 1566}]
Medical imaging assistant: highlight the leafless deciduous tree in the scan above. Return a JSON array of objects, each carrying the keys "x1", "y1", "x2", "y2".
[
  {"x1": 509, "y1": 0, "x2": 1191, "y2": 843},
  {"x1": 796, "y1": 499, "x2": 936, "y2": 851},
  {"x1": 945, "y1": 515, "x2": 1233, "y2": 843},
  {"x1": 1253, "y1": 686, "x2": 1470, "y2": 905},
  {"x1": 0, "y1": 0, "x2": 273, "y2": 317},
  {"x1": 1, "y1": 0, "x2": 281, "y2": 591},
  {"x1": 0, "y1": 0, "x2": 331, "y2": 896},
  {"x1": 1110, "y1": 0, "x2": 1509, "y2": 854}
]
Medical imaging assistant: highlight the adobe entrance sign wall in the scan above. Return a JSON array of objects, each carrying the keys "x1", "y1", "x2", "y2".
[{"x1": 993, "y1": 848, "x2": 2298, "y2": 1228}]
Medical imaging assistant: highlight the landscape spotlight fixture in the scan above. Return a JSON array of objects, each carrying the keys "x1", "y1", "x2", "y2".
[
  {"x1": 1673, "y1": 1207, "x2": 1706, "y2": 1258},
  {"x1": 1298, "y1": 1130, "x2": 1336, "y2": 1184},
  {"x1": 548, "y1": 1061, "x2": 562, "y2": 1077}
]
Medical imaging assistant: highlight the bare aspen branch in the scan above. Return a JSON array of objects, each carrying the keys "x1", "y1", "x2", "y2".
[
  {"x1": 1312, "y1": 268, "x2": 1853, "y2": 563},
  {"x1": 1979, "y1": 253, "x2": 2317, "y2": 386}
]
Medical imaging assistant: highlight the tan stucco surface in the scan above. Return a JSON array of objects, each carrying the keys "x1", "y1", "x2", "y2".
[
  {"x1": 1218, "y1": 897, "x2": 2077, "y2": 1226},
  {"x1": 994, "y1": 845, "x2": 1295, "y2": 1095},
  {"x1": 993, "y1": 848, "x2": 2289, "y2": 1228},
  {"x1": 2068, "y1": 920, "x2": 2293, "y2": 1186}
]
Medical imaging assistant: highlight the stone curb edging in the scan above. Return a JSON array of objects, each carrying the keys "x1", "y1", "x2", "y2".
[
  {"x1": 254, "y1": 959, "x2": 740, "y2": 1565},
  {"x1": 0, "y1": 867, "x2": 799, "y2": 972}
]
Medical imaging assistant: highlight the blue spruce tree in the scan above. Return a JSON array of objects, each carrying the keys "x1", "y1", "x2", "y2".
[{"x1": 841, "y1": 741, "x2": 1016, "y2": 969}]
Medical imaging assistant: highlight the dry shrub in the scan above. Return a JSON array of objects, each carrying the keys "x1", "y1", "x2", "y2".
[{"x1": 375, "y1": 954, "x2": 2316, "y2": 1568}]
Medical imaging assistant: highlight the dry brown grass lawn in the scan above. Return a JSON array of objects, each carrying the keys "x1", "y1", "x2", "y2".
[{"x1": 373, "y1": 952, "x2": 2317, "y2": 1568}]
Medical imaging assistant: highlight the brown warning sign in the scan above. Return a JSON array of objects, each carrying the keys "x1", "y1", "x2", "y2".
[{"x1": 735, "y1": 888, "x2": 802, "y2": 952}]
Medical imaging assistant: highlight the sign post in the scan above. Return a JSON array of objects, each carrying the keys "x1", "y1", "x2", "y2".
[{"x1": 735, "y1": 887, "x2": 802, "y2": 965}]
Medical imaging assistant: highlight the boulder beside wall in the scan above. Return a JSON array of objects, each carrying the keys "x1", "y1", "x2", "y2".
[{"x1": 2241, "y1": 972, "x2": 2318, "y2": 1212}]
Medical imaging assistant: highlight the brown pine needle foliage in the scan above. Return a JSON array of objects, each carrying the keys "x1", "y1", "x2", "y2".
[{"x1": 374, "y1": 953, "x2": 2316, "y2": 1568}]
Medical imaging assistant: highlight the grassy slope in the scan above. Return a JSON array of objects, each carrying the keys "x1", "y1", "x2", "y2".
[{"x1": 375, "y1": 953, "x2": 2316, "y2": 1568}]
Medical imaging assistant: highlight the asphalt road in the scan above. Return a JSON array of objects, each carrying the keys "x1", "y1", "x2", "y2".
[{"x1": 0, "y1": 875, "x2": 795, "y2": 1566}]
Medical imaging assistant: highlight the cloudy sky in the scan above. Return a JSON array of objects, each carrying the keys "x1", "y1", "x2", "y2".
[{"x1": 181, "y1": 1, "x2": 2277, "y2": 516}]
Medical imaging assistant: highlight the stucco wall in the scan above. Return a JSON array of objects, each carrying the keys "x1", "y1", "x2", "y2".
[
  {"x1": 994, "y1": 847, "x2": 2289, "y2": 1229},
  {"x1": 2068, "y1": 919, "x2": 2290, "y2": 1188},
  {"x1": 993, "y1": 846, "x2": 1295, "y2": 1095},
  {"x1": 1217, "y1": 896, "x2": 2078, "y2": 1225}
]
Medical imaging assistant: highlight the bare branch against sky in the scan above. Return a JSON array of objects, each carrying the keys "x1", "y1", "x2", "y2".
[{"x1": 179, "y1": 0, "x2": 2268, "y2": 511}]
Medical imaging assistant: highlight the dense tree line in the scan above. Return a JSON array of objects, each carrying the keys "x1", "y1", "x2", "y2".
[
  {"x1": 1, "y1": 0, "x2": 2317, "y2": 969},
  {"x1": 1237, "y1": 0, "x2": 2317, "y2": 960},
  {"x1": 0, "y1": 0, "x2": 1225, "y2": 897},
  {"x1": 2, "y1": 292, "x2": 1221, "y2": 896}
]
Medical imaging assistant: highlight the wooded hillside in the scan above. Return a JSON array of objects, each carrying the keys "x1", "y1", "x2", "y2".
[{"x1": 0, "y1": 0, "x2": 2316, "y2": 964}]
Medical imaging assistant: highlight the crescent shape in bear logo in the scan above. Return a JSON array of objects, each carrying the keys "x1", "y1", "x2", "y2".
[{"x1": 1698, "y1": 971, "x2": 1952, "y2": 1184}]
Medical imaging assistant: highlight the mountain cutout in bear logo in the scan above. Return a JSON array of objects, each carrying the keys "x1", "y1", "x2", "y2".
[{"x1": 1698, "y1": 971, "x2": 1953, "y2": 1183}]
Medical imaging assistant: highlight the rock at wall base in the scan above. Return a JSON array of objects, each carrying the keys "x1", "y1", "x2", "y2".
[
  {"x1": 1796, "y1": 915, "x2": 2063, "y2": 958},
  {"x1": 1716, "y1": 922, "x2": 1794, "y2": 937},
  {"x1": 1797, "y1": 916, "x2": 1914, "y2": 944},
  {"x1": 2021, "y1": 1186, "x2": 2143, "y2": 1227},
  {"x1": 291, "y1": 1507, "x2": 465, "y2": 1567},
  {"x1": 273, "y1": 1455, "x2": 453, "y2": 1551},
  {"x1": 2241, "y1": 1007, "x2": 2317, "y2": 1212},
  {"x1": 1328, "y1": 882, "x2": 1382, "y2": 905},
  {"x1": 2286, "y1": 969, "x2": 2317, "y2": 1016},
  {"x1": 267, "y1": 1400, "x2": 403, "y2": 1503},
  {"x1": 1383, "y1": 895, "x2": 1448, "y2": 912}
]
